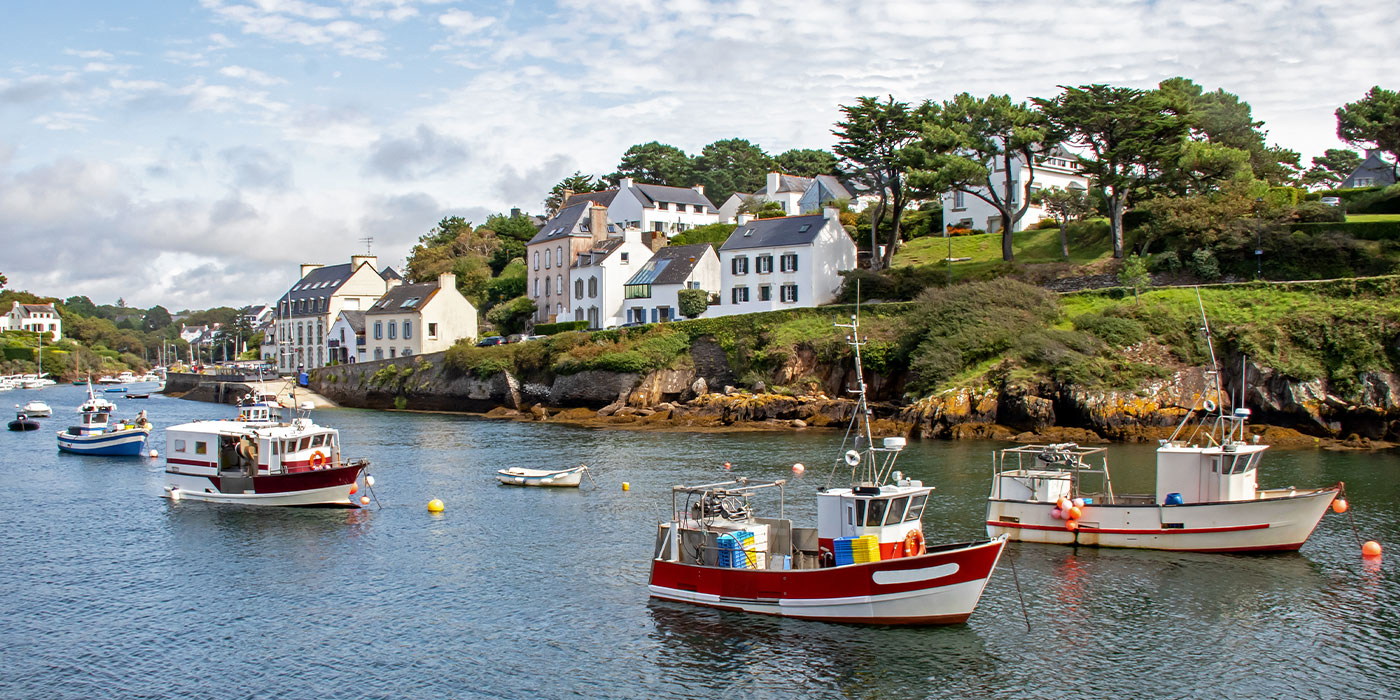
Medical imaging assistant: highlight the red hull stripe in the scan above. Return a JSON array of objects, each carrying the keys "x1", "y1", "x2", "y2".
[
  {"x1": 203, "y1": 464, "x2": 364, "y2": 494},
  {"x1": 649, "y1": 539, "x2": 1003, "y2": 601},
  {"x1": 167, "y1": 457, "x2": 217, "y2": 468},
  {"x1": 987, "y1": 520, "x2": 1270, "y2": 535}
]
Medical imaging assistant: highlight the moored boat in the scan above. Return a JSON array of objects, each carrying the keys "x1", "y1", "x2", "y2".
[
  {"x1": 648, "y1": 312, "x2": 1007, "y2": 625},
  {"x1": 22, "y1": 400, "x2": 52, "y2": 417},
  {"x1": 162, "y1": 402, "x2": 371, "y2": 507},
  {"x1": 496, "y1": 464, "x2": 591, "y2": 487},
  {"x1": 9, "y1": 411, "x2": 41, "y2": 431},
  {"x1": 56, "y1": 390, "x2": 152, "y2": 456}
]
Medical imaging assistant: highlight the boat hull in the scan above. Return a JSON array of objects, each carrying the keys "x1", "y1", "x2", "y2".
[
  {"x1": 496, "y1": 467, "x2": 585, "y2": 487},
  {"x1": 56, "y1": 428, "x2": 150, "y2": 456},
  {"x1": 985, "y1": 485, "x2": 1340, "y2": 552},
  {"x1": 648, "y1": 537, "x2": 1006, "y2": 625},
  {"x1": 164, "y1": 462, "x2": 367, "y2": 507}
]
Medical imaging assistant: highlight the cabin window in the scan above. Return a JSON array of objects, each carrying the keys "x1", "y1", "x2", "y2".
[
  {"x1": 271, "y1": 441, "x2": 279, "y2": 455},
  {"x1": 865, "y1": 499, "x2": 888, "y2": 527},
  {"x1": 884, "y1": 496, "x2": 910, "y2": 525},
  {"x1": 195, "y1": 441, "x2": 207, "y2": 455},
  {"x1": 905, "y1": 494, "x2": 928, "y2": 522},
  {"x1": 311, "y1": 434, "x2": 326, "y2": 447},
  {"x1": 284, "y1": 440, "x2": 296, "y2": 454},
  {"x1": 175, "y1": 439, "x2": 186, "y2": 453},
  {"x1": 853, "y1": 500, "x2": 866, "y2": 526},
  {"x1": 299, "y1": 438, "x2": 312, "y2": 452}
]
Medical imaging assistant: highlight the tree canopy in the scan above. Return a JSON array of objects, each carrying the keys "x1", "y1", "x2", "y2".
[
  {"x1": 609, "y1": 141, "x2": 693, "y2": 186},
  {"x1": 545, "y1": 172, "x2": 604, "y2": 216},
  {"x1": 1336, "y1": 86, "x2": 1400, "y2": 180},
  {"x1": 692, "y1": 138, "x2": 772, "y2": 206},
  {"x1": 774, "y1": 148, "x2": 838, "y2": 178},
  {"x1": 834, "y1": 95, "x2": 920, "y2": 270},
  {"x1": 1303, "y1": 148, "x2": 1362, "y2": 189}
]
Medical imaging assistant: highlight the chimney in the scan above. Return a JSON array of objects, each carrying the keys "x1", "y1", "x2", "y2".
[
  {"x1": 736, "y1": 213, "x2": 752, "y2": 225},
  {"x1": 589, "y1": 203, "x2": 609, "y2": 245},
  {"x1": 438, "y1": 272, "x2": 456, "y2": 292},
  {"x1": 692, "y1": 184, "x2": 705, "y2": 196},
  {"x1": 385, "y1": 277, "x2": 403, "y2": 291},
  {"x1": 1365, "y1": 148, "x2": 1380, "y2": 159},
  {"x1": 648, "y1": 230, "x2": 666, "y2": 253},
  {"x1": 620, "y1": 177, "x2": 634, "y2": 190},
  {"x1": 766, "y1": 171, "x2": 780, "y2": 195},
  {"x1": 824, "y1": 206, "x2": 840, "y2": 222},
  {"x1": 300, "y1": 263, "x2": 322, "y2": 278},
  {"x1": 561, "y1": 189, "x2": 574, "y2": 204},
  {"x1": 351, "y1": 254, "x2": 378, "y2": 272}
]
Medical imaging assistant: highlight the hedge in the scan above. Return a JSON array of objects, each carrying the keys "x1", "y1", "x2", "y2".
[
  {"x1": 2, "y1": 347, "x2": 35, "y2": 361},
  {"x1": 1288, "y1": 220, "x2": 1400, "y2": 240},
  {"x1": 534, "y1": 320, "x2": 588, "y2": 335}
]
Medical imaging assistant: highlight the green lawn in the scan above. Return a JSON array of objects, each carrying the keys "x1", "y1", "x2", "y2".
[
  {"x1": 1346, "y1": 213, "x2": 1400, "y2": 222},
  {"x1": 892, "y1": 220, "x2": 1115, "y2": 283}
]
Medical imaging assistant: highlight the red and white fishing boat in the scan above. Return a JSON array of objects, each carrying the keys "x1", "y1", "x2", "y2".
[
  {"x1": 986, "y1": 297, "x2": 1341, "y2": 552},
  {"x1": 648, "y1": 313, "x2": 1007, "y2": 625},
  {"x1": 163, "y1": 402, "x2": 372, "y2": 507}
]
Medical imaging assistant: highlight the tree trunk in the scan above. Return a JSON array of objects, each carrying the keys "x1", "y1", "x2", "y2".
[
  {"x1": 1058, "y1": 218, "x2": 1070, "y2": 259},
  {"x1": 869, "y1": 194, "x2": 887, "y2": 271},
  {"x1": 884, "y1": 197, "x2": 904, "y2": 269},
  {"x1": 1109, "y1": 193, "x2": 1126, "y2": 259}
]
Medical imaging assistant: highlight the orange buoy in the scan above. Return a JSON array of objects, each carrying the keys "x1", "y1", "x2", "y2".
[
  {"x1": 360, "y1": 496, "x2": 371, "y2": 506},
  {"x1": 723, "y1": 462, "x2": 731, "y2": 470},
  {"x1": 1069, "y1": 506, "x2": 1083, "y2": 520},
  {"x1": 349, "y1": 483, "x2": 359, "y2": 495},
  {"x1": 1362, "y1": 541, "x2": 1382, "y2": 557},
  {"x1": 1066, "y1": 519, "x2": 1080, "y2": 531},
  {"x1": 1332, "y1": 498, "x2": 1348, "y2": 514}
]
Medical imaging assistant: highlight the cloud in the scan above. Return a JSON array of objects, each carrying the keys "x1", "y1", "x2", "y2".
[
  {"x1": 66, "y1": 49, "x2": 115, "y2": 60},
  {"x1": 32, "y1": 112, "x2": 101, "y2": 131},
  {"x1": 438, "y1": 9, "x2": 495, "y2": 36},
  {"x1": 200, "y1": 0, "x2": 388, "y2": 59},
  {"x1": 218, "y1": 65, "x2": 287, "y2": 86},
  {"x1": 219, "y1": 145, "x2": 293, "y2": 190},
  {"x1": 363, "y1": 124, "x2": 470, "y2": 181}
]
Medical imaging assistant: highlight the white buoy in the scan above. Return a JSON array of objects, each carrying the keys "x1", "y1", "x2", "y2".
[
  {"x1": 169, "y1": 488, "x2": 181, "y2": 502},
  {"x1": 149, "y1": 449, "x2": 159, "y2": 458},
  {"x1": 366, "y1": 475, "x2": 375, "y2": 487}
]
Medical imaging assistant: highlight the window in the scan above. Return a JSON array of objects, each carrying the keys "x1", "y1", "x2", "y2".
[
  {"x1": 658, "y1": 202, "x2": 669, "y2": 210},
  {"x1": 756, "y1": 255, "x2": 773, "y2": 274},
  {"x1": 195, "y1": 441, "x2": 207, "y2": 455},
  {"x1": 316, "y1": 319, "x2": 323, "y2": 344},
  {"x1": 653, "y1": 222, "x2": 663, "y2": 232},
  {"x1": 620, "y1": 252, "x2": 629, "y2": 264},
  {"x1": 576, "y1": 308, "x2": 584, "y2": 321},
  {"x1": 399, "y1": 297, "x2": 420, "y2": 309},
  {"x1": 731, "y1": 286, "x2": 749, "y2": 303},
  {"x1": 625, "y1": 284, "x2": 651, "y2": 299},
  {"x1": 403, "y1": 321, "x2": 412, "y2": 340},
  {"x1": 374, "y1": 348, "x2": 383, "y2": 360},
  {"x1": 374, "y1": 321, "x2": 383, "y2": 340},
  {"x1": 780, "y1": 284, "x2": 798, "y2": 303},
  {"x1": 687, "y1": 281, "x2": 700, "y2": 290},
  {"x1": 298, "y1": 323, "x2": 304, "y2": 344},
  {"x1": 545, "y1": 277, "x2": 551, "y2": 296},
  {"x1": 732, "y1": 256, "x2": 749, "y2": 275},
  {"x1": 905, "y1": 494, "x2": 928, "y2": 522},
  {"x1": 759, "y1": 285, "x2": 772, "y2": 301},
  {"x1": 780, "y1": 253, "x2": 798, "y2": 272},
  {"x1": 175, "y1": 439, "x2": 186, "y2": 452},
  {"x1": 884, "y1": 496, "x2": 910, "y2": 525},
  {"x1": 953, "y1": 190, "x2": 965, "y2": 209},
  {"x1": 557, "y1": 275, "x2": 562, "y2": 296},
  {"x1": 575, "y1": 279, "x2": 584, "y2": 299},
  {"x1": 1355, "y1": 177, "x2": 1374, "y2": 187},
  {"x1": 658, "y1": 307, "x2": 672, "y2": 322},
  {"x1": 534, "y1": 278, "x2": 540, "y2": 297},
  {"x1": 545, "y1": 248, "x2": 551, "y2": 269},
  {"x1": 402, "y1": 347, "x2": 411, "y2": 357},
  {"x1": 311, "y1": 434, "x2": 325, "y2": 448},
  {"x1": 428, "y1": 322, "x2": 438, "y2": 339},
  {"x1": 556, "y1": 246, "x2": 563, "y2": 267},
  {"x1": 588, "y1": 278, "x2": 598, "y2": 298},
  {"x1": 389, "y1": 347, "x2": 396, "y2": 358},
  {"x1": 533, "y1": 251, "x2": 539, "y2": 270},
  {"x1": 865, "y1": 499, "x2": 888, "y2": 526}
]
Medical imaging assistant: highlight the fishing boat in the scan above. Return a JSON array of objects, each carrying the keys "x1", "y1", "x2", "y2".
[
  {"x1": 104, "y1": 387, "x2": 129, "y2": 393},
  {"x1": 985, "y1": 296, "x2": 1341, "y2": 553},
  {"x1": 56, "y1": 390, "x2": 152, "y2": 456},
  {"x1": 97, "y1": 375, "x2": 121, "y2": 385},
  {"x1": 126, "y1": 393, "x2": 151, "y2": 400},
  {"x1": 236, "y1": 390, "x2": 283, "y2": 410},
  {"x1": 22, "y1": 400, "x2": 52, "y2": 417},
  {"x1": 496, "y1": 464, "x2": 592, "y2": 487},
  {"x1": 162, "y1": 402, "x2": 371, "y2": 507},
  {"x1": 648, "y1": 313, "x2": 1007, "y2": 625},
  {"x1": 8, "y1": 411, "x2": 40, "y2": 431}
]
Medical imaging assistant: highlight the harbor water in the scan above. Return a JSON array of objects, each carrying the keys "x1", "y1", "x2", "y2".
[{"x1": 1, "y1": 384, "x2": 1396, "y2": 699}]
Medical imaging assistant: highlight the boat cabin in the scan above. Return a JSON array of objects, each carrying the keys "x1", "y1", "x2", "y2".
[
  {"x1": 1155, "y1": 442, "x2": 1262, "y2": 504},
  {"x1": 815, "y1": 481, "x2": 930, "y2": 560},
  {"x1": 165, "y1": 418, "x2": 341, "y2": 481}
]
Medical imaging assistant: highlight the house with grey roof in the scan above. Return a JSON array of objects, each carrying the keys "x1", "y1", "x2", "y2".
[
  {"x1": 1340, "y1": 149, "x2": 1397, "y2": 189},
  {"x1": 567, "y1": 231, "x2": 655, "y2": 330},
  {"x1": 718, "y1": 172, "x2": 854, "y2": 223},
  {"x1": 0, "y1": 301, "x2": 62, "y2": 341},
  {"x1": 327, "y1": 310, "x2": 367, "y2": 365},
  {"x1": 363, "y1": 272, "x2": 477, "y2": 361},
  {"x1": 272, "y1": 254, "x2": 400, "y2": 372},
  {"x1": 713, "y1": 208, "x2": 856, "y2": 317},
  {"x1": 561, "y1": 177, "x2": 719, "y2": 237},
  {"x1": 620, "y1": 243, "x2": 721, "y2": 325}
]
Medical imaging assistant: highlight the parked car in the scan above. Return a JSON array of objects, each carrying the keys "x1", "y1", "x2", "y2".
[
  {"x1": 524, "y1": 334, "x2": 547, "y2": 341},
  {"x1": 1320, "y1": 196, "x2": 1342, "y2": 207},
  {"x1": 476, "y1": 336, "x2": 505, "y2": 347}
]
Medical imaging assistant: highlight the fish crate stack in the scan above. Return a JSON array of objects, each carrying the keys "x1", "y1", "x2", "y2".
[
  {"x1": 834, "y1": 535, "x2": 882, "y2": 566},
  {"x1": 714, "y1": 523, "x2": 769, "y2": 569}
]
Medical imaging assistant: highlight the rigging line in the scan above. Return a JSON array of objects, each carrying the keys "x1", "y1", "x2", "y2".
[{"x1": 1006, "y1": 544, "x2": 1031, "y2": 632}]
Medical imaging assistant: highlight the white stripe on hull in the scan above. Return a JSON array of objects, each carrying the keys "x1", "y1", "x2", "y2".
[
  {"x1": 164, "y1": 474, "x2": 355, "y2": 507},
  {"x1": 56, "y1": 429, "x2": 149, "y2": 455},
  {"x1": 647, "y1": 577, "x2": 992, "y2": 623}
]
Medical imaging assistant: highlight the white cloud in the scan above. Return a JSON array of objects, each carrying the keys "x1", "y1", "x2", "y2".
[
  {"x1": 65, "y1": 49, "x2": 115, "y2": 60},
  {"x1": 219, "y1": 64, "x2": 287, "y2": 86},
  {"x1": 438, "y1": 9, "x2": 495, "y2": 36},
  {"x1": 32, "y1": 112, "x2": 101, "y2": 131},
  {"x1": 201, "y1": 0, "x2": 387, "y2": 59}
]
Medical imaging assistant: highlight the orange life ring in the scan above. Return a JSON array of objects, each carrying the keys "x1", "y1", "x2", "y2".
[
  {"x1": 903, "y1": 529, "x2": 926, "y2": 558},
  {"x1": 310, "y1": 451, "x2": 327, "y2": 469}
]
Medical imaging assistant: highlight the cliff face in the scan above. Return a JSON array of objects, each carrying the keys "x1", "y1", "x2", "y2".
[{"x1": 309, "y1": 346, "x2": 1400, "y2": 443}]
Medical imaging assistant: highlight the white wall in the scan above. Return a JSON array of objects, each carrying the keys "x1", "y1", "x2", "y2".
[
  {"x1": 713, "y1": 215, "x2": 855, "y2": 317},
  {"x1": 941, "y1": 156, "x2": 1089, "y2": 233}
]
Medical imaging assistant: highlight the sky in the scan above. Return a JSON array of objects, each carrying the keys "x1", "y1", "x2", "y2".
[{"x1": 1, "y1": 0, "x2": 1396, "y2": 310}]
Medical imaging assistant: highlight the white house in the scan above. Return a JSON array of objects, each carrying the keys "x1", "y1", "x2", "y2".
[
  {"x1": 0, "y1": 301, "x2": 62, "y2": 341},
  {"x1": 564, "y1": 177, "x2": 719, "y2": 236},
  {"x1": 714, "y1": 208, "x2": 856, "y2": 317},
  {"x1": 941, "y1": 146, "x2": 1090, "y2": 234},
  {"x1": 620, "y1": 244, "x2": 721, "y2": 325},
  {"x1": 719, "y1": 172, "x2": 854, "y2": 223},
  {"x1": 363, "y1": 272, "x2": 478, "y2": 361},
  {"x1": 272, "y1": 254, "x2": 401, "y2": 372},
  {"x1": 569, "y1": 227, "x2": 656, "y2": 330},
  {"x1": 327, "y1": 310, "x2": 366, "y2": 365}
]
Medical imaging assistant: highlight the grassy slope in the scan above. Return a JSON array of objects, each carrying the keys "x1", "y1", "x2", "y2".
[
  {"x1": 892, "y1": 221, "x2": 1115, "y2": 283},
  {"x1": 1346, "y1": 213, "x2": 1400, "y2": 222}
]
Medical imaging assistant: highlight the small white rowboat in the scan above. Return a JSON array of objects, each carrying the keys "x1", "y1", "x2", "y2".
[{"x1": 496, "y1": 465, "x2": 592, "y2": 488}]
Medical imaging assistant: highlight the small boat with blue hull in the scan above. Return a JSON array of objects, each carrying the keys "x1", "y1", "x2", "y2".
[{"x1": 56, "y1": 391, "x2": 151, "y2": 456}]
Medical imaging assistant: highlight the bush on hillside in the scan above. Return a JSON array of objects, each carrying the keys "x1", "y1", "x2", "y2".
[{"x1": 1291, "y1": 201, "x2": 1346, "y2": 223}]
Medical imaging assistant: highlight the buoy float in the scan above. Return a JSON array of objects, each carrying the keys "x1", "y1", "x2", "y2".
[
  {"x1": 622, "y1": 482, "x2": 630, "y2": 491},
  {"x1": 1051, "y1": 507, "x2": 1063, "y2": 520},
  {"x1": 360, "y1": 496, "x2": 371, "y2": 506},
  {"x1": 366, "y1": 475, "x2": 376, "y2": 487},
  {"x1": 723, "y1": 462, "x2": 731, "y2": 470},
  {"x1": 349, "y1": 483, "x2": 359, "y2": 495},
  {"x1": 1332, "y1": 498, "x2": 1348, "y2": 514},
  {"x1": 1066, "y1": 519, "x2": 1080, "y2": 531},
  {"x1": 1069, "y1": 506, "x2": 1083, "y2": 520},
  {"x1": 427, "y1": 498, "x2": 444, "y2": 513},
  {"x1": 149, "y1": 449, "x2": 159, "y2": 458},
  {"x1": 792, "y1": 463, "x2": 805, "y2": 475},
  {"x1": 1072, "y1": 497, "x2": 1085, "y2": 508},
  {"x1": 1362, "y1": 541, "x2": 1382, "y2": 557}
]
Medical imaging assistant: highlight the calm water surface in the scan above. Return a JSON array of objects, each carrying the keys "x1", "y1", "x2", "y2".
[{"x1": 1, "y1": 384, "x2": 1396, "y2": 699}]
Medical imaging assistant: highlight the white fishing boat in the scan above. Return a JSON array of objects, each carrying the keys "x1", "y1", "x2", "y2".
[
  {"x1": 162, "y1": 402, "x2": 372, "y2": 507},
  {"x1": 985, "y1": 295, "x2": 1341, "y2": 553},
  {"x1": 648, "y1": 311, "x2": 1007, "y2": 625},
  {"x1": 21, "y1": 400, "x2": 52, "y2": 417},
  {"x1": 496, "y1": 464, "x2": 591, "y2": 487}
]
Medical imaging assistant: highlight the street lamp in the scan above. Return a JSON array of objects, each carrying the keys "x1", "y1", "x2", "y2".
[{"x1": 1255, "y1": 197, "x2": 1264, "y2": 280}]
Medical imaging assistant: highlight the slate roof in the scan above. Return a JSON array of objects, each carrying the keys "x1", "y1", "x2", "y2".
[
  {"x1": 720, "y1": 214, "x2": 831, "y2": 251},
  {"x1": 365, "y1": 282, "x2": 441, "y2": 316},
  {"x1": 335, "y1": 310, "x2": 366, "y2": 334},
  {"x1": 572, "y1": 237, "x2": 627, "y2": 268},
  {"x1": 528, "y1": 201, "x2": 594, "y2": 245},
  {"x1": 561, "y1": 190, "x2": 618, "y2": 210},
  {"x1": 625, "y1": 244, "x2": 712, "y2": 285},
  {"x1": 20, "y1": 303, "x2": 56, "y2": 313},
  {"x1": 631, "y1": 183, "x2": 716, "y2": 210},
  {"x1": 756, "y1": 174, "x2": 812, "y2": 195},
  {"x1": 278, "y1": 261, "x2": 398, "y2": 316},
  {"x1": 1342, "y1": 151, "x2": 1397, "y2": 188},
  {"x1": 380, "y1": 266, "x2": 403, "y2": 281},
  {"x1": 810, "y1": 175, "x2": 852, "y2": 201}
]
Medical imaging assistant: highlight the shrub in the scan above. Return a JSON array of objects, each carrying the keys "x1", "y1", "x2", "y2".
[
  {"x1": 677, "y1": 288, "x2": 709, "y2": 319},
  {"x1": 1287, "y1": 220, "x2": 1400, "y2": 241},
  {"x1": 535, "y1": 320, "x2": 587, "y2": 335},
  {"x1": 1190, "y1": 248, "x2": 1221, "y2": 280},
  {"x1": 1149, "y1": 250, "x2": 1181, "y2": 273},
  {"x1": 1073, "y1": 313, "x2": 1148, "y2": 347},
  {"x1": 1291, "y1": 201, "x2": 1346, "y2": 223}
]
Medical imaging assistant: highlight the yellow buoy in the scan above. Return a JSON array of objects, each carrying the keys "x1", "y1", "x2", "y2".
[
  {"x1": 427, "y1": 498, "x2": 444, "y2": 512},
  {"x1": 621, "y1": 482, "x2": 630, "y2": 491}
]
